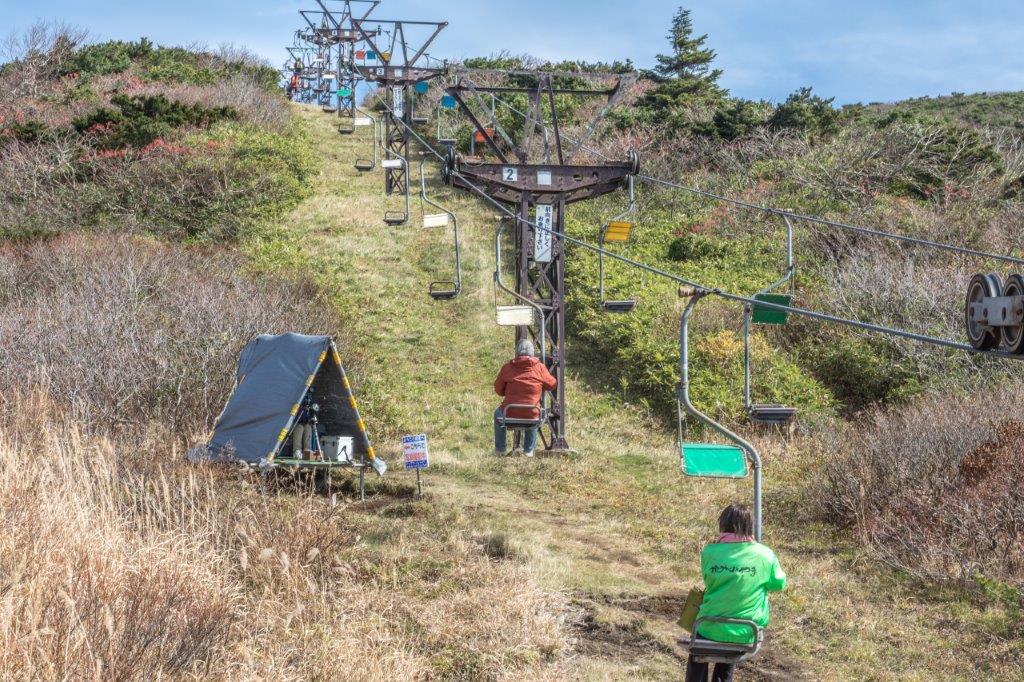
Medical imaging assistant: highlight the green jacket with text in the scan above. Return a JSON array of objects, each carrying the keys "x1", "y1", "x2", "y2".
[{"x1": 696, "y1": 541, "x2": 787, "y2": 645}]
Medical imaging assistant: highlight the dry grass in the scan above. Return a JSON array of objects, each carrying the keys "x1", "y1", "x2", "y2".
[{"x1": 0, "y1": 389, "x2": 570, "y2": 680}]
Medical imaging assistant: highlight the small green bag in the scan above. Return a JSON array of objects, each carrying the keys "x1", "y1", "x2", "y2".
[{"x1": 677, "y1": 587, "x2": 704, "y2": 633}]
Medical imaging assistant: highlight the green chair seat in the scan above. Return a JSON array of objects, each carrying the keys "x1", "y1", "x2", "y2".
[{"x1": 682, "y1": 443, "x2": 749, "y2": 478}]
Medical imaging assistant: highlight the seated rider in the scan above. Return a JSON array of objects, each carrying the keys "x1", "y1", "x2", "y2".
[
  {"x1": 686, "y1": 503, "x2": 787, "y2": 682},
  {"x1": 493, "y1": 339, "x2": 557, "y2": 458}
]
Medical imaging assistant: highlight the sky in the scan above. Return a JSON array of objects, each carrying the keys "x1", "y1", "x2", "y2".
[{"x1": 5, "y1": 0, "x2": 1024, "y2": 104}]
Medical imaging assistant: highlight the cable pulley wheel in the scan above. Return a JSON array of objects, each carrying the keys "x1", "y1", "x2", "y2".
[
  {"x1": 1000, "y1": 273, "x2": 1024, "y2": 354},
  {"x1": 965, "y1": 272, "x2": 1002, "y2": 351},
  {"x1": 627, "y1": 148, "x2": 641, "y2": 176},
  {"x1": 441, "y1": 148, "x2": 457, "y2": 186}
]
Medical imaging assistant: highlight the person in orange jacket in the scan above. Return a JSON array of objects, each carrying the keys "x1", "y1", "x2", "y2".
[{"x1": 493, "y1": 339, "x2": 557, "y2": 457}]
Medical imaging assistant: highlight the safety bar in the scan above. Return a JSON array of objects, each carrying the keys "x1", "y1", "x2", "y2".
[
  {"x1": 687, "y1": 617, "x2": 763, "y2": 664},
  {"x1": 419, "y1": 159, "x2": 462, "y2": 299},
  {"x1": 679, "y1": 293, "x2": 763, "y2": 541},
  {"x1": 599, "y1": 174, "x2": 636, "y2": 307},
  {"x1": 496, "y1": 403, "x2": 546, "y2": 428}
]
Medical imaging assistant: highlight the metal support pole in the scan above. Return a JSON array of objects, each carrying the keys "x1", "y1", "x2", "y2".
[
  {"x1": 416, "y1": 468, "x2": 423, "y2": 497},
  {"x1": 743, "y1": 305, "x2": 752, "y2": 412},
  {"x1": 680, "y1": 295, "x2": 763, "y2": 541},
  {"x1": 384, "y1": 99, "x2": 409, "y2": 195},
  {"x1": 515, "y1": 195, "x2": 569, "y2": 451}
]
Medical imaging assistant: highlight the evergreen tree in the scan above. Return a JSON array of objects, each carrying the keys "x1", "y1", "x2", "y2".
[
  {"x1": 628, "y1": 6, "x2": 726, "y2": 130},
  {"x1": 654, "y1": 8, "x2": 722, "y2": 89}
]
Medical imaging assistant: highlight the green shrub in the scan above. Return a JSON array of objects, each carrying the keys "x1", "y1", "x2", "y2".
[
  {"x1": 64, "y1": 38, "x2": 279, "y2": 89},
  {"x1": 73, "y1": 94, "x2": 239, "y2": 149},
  {"x1": 667, "y1": 232, "x2": 729, "y2": 262},
  {"x1": 64, "y1": 38, "x2": 156, "y2": 78},
  {"x1": 798, "y1": 331, "x2": 920, "y2": 409},
  {"x1": 769, "y1": 87, "x2": 839, "y2": 136}
]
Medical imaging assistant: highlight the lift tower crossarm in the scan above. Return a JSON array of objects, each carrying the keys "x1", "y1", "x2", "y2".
[
  {"x1": 351, "y1": 18, "x2": 448, "y2": 198},
  {"x1": 352, "y1": 19, "x2": 448, "y2": 70}
]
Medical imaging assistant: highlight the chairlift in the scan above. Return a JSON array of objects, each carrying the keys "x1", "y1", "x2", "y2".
[
  {"x1": 418, "y1": 160, "x2": 462, "y2": 300},
  {"x1": 353, "y1": 109, "x2": 378, "y2": 172},
  {"x1": 493, "y1": 215, "x2": 553, "y2": 447},
  {"x1": 470, "y1": 95, "x2": 498, "y2": 156},
  {"x1": 598, "y1": 175, "x2": 638, "y2": 314},
  {"x1": 382, "y1": 150, "x2": 410, "y2": 226},
  {"x1": 677, "y1": 290, "x2": 763, "y2": 541},
  {"x1": 496, "y1": 402, "x2": 547, "y2": 431},
  {"x1": 410, "y1": 95, "x2": 430, "y2": 126},
  {"x1": 680, "y1": 618, "x2": 764, "y2": 668},
  {"x1": 744, "y1": 216, "x2": 798, "y2": 427},
  {"x1": 437, "y1": 96, "x2": 458, "y2": 148}
]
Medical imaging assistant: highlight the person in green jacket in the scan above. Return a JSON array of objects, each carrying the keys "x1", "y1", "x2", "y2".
[{"x1": 685, "y1": 503, "x2": 787, "y2": 682}]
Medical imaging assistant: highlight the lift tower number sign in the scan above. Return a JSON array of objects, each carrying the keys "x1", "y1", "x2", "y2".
[{"x1": 534, "y1": 204, "x2": 554, "y2": 263}]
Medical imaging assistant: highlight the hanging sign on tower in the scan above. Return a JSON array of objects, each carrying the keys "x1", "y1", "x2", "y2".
[
  {"x1": 534, "y1": 204, "x2": 554, "y2": 263},
  {"x1": 393, "y1": 86, "x2": 405, "y2": 118}
]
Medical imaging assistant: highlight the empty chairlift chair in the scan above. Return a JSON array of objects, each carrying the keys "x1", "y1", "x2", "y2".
[
  {"x1": 353, "y1": 111, "x2": 378, "y2": 172},
  {"x1": 411, "y1": 81, "x2": 431, "y2": 125},
  {"x1": 598, "y1": 176, "x2": 638, "y2": 313},
  {"x1": 437, "y1": 95, "x2": 459, "y2": 149},
  {"x1": 744, "y1": 297, "x2": 798, "y2": 427},
  {"x1": 743, "y1": 214, "x2": 798, "y2": 427},
  {"x1": 381, "y1": 152, "x2": 410, "y2": 226},
  {"x1": 677, "y1": 290, "x2": 764, "y2": 542},
  {"x1": 418, "y1": 160, "x2": 462, "y2": 300}
]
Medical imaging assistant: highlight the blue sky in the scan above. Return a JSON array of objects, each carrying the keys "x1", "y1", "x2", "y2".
[{"x1": 6, "y1": 1, "x2": 1024, "y2": 104}]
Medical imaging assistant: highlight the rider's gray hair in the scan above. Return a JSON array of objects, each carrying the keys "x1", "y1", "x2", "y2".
[{"x1": 516, "y1": 339, "x2": 536, "y2": 357}]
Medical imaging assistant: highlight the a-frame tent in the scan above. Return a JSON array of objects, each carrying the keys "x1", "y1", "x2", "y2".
[{"x1": 190, "y1": 333, "x2": 386, "y2": 475}]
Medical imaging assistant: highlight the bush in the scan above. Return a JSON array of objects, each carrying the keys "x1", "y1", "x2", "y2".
[
  {"x1": 667, "y1": 232, "x2": 730, "y2": 262},
  {"x1": 817, "y1": 387, "x2": 1024, "y2": 588},
  {"x1": 769, "y1": 87, "x2": 839, "y2": 136},
  {"x1": 0, "y1": 235, "x2": 340, "y2": 436},
  {"x1": 73, "y1": 94, "x2": 238, "y2": 149},
  {"x1": 0, "y1": 118, "x2": 315, "y2": 242}
]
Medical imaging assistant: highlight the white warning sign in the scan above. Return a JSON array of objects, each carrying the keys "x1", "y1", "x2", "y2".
[
  {"x1": 534, "y1": 204, "x2": 554, "y2": 263},
  {"x1": 393, "y1": 86, "x2": 404, "y2": 118}
]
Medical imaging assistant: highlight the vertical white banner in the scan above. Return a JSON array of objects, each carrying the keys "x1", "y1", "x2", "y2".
[
  {"x1": 393, "y1": 86, "x2": 405, "y2": 118},
  {"x1": 534, "y1": 204, "x2": 554, "y2": 264}
]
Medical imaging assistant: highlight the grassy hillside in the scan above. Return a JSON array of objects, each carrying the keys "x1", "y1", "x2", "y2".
[
  {"x1": 2, "y1": 27, "x2": 1023, "y2": 680},
  {"x1": 239, "y1": 107, "x2": 1023, "y2": 680}
]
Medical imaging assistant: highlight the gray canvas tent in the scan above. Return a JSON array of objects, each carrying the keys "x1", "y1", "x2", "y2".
[{"x1": 190, "y1": 333, "x2": 386, "y2": 475}]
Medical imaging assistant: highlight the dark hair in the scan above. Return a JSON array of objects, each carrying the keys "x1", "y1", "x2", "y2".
[{"x1": 718, "y1": 503, "x2": 754, "y2": 536}]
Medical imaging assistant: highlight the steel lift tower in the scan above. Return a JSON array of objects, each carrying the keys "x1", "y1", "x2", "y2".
[
  {"x1": 353, "y1": 18, "x2": 448, "y2": 197},
  {"x1": 442, "y1": 71, "x2": 638, "y2": 451},
  {"x1": 302, "y1": 1, "x2": 379, "y2": 122}
]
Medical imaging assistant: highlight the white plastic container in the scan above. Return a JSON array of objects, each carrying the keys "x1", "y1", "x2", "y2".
[{"x1": 321, "y1": 436, "x2": 355, "y2": 463}]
